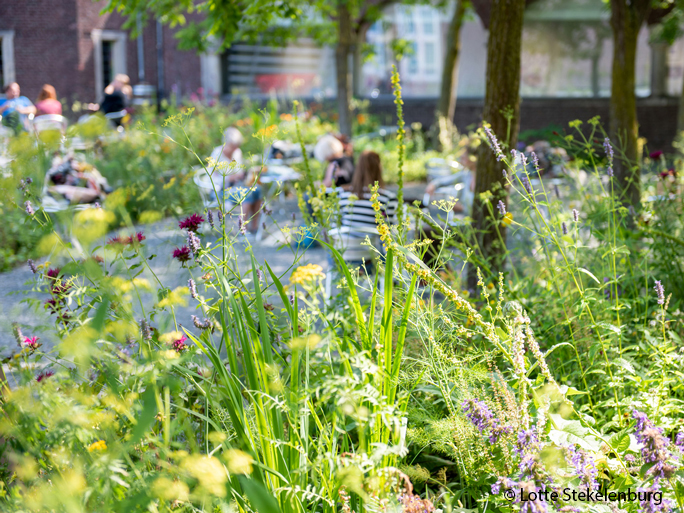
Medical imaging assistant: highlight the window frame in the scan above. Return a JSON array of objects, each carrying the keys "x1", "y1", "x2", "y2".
[
  {"x1": 0, "y1": 30, "x2": 15, "y2": 88},
  {"x1": 91, "y1": 29, "x2": 127, "y2": 100}
]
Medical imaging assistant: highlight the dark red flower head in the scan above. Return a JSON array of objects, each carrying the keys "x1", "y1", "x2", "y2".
[
  {"x1": 650, "y1": 150, "x2": 663, "y2": 160},
  {"x1": 36, "y1": 370, "x2": 54, "y2": 382},
  {"x1": 179, "y1": 214, "x2": 204, "y2": 232},
  {"x1": 173, "y1": 246, "x2": 191, "y2": 263},
  {"x1": 172, "y1": 335, "x2": 188, "y2": 353},
  {"x1": 46, "y1": 268, "x2": 60, "y2": 279}
]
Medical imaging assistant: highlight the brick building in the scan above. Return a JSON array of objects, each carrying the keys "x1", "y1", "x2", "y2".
[{"x1": 0, "y1": 0, "x2": 203, "y2": 104}]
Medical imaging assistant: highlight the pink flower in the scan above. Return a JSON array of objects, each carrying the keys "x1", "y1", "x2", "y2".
[
  {"x1": 179, "y1": 214, "x2": 204, "y2": 232},
  {"x1": 36, "y1": 370, "x2": 54, "y2": 382},
  {"x1": 173, "y1": 246, "x2": 191, "y2": 263},
  {"x1": 107, "y1": 232, "x2": 145, "y2": 247},
  {"x1": 172, "y1": 335, "x2": 188, "y2": 353},
  {"x1": 46, "y1": 268, "x2": 60, "y2": 279},
  {"x1": 23, "y1": 336, "x2": 39, "y2": 350}
]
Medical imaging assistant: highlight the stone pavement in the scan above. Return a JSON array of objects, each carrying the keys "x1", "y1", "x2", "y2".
[{"x1": 0, "y1": 184, "x2": 427, "y2": 356}]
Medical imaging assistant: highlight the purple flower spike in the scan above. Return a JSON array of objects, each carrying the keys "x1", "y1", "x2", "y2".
[{"x1": 654, "y1": 281, "x2": 665, "y2": 305}]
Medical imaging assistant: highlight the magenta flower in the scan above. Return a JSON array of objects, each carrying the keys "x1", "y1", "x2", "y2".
[
  {"x1": 36, "y1": 370, "x2": 54, "y2": 382},
  {"x1": 650, "y1": 150, "x2": 663, "y2": 160},
  {"x1": 173, "y1": 246, "x2": 191, "y2": 263},
  {"x1": 172, "y1": 335, "x2": 188, "y2": 353},
  {"x1": 46, "y1": 268, "x2": 60, "y2": 279},
  {"x1": 107, "y1": 232, "x2": 145, "y2": 247},
  {"x1": 179, "y1": 214, "x2": 204, "y2": 232},
  {"x1": 22, "y1": 336, "x2": 40, "y2": 350}
]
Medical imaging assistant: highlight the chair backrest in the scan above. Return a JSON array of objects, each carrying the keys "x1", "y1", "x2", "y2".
[
  {"x1": 33, "y1": 114, "x2": 67, "y2": 134},
  {"x1": 104, "y1": 110, "x2": 127, "y2": 120}
]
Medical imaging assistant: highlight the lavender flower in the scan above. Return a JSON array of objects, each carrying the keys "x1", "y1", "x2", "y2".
[
  {"x1": 654, "y1": 281, "x2": 665, "y2": 305},
  {"x1": 462, "y1": 398, "x2": 512, "y2": 444},
  {"x1": 531, "y1": 152, "x2": 540, "y2": 172},
  {"x1": 516, "y1": 429, "x2": 538, "y2": 456},
  {"x1": 27, "y1": 259, "x2": 37, "y2": 274},
  {"x1": 520, "y1": 151, "x2": 528, "y2": 170},
  {"x1": 264, "y1": 205, "x2": 273, "y2": 216},
  {"x1": 94, "y1": 202, "x2": 101, "y2": 209},
  {"x1": 484, "y1": 126, "x2": 504, "y2": 161},
  {"x1": 632, "y1": 410, "x2": 677, "y2": 480},
  {"x1": 497, "y1": 200, "x2": 506, "y2": 216},
  {"x1": 291, "y1": 212, "x2": 296, "y2": 222},
  {"x1": 139, "y1": 318, "x2": 152, "y2": 340},
  {"x1": 256, "y1": 269, "x2": 264, "y2": 283},
  {"x1": 676, "y1": 432, "x2": 684, "y2": 452},
  {"x1": 502, "y1": 169, "x2": 508, "y2": 180},
  {"x1": 238, "y1": 216, "x2": 246, "y2": 235},
  {"x1": 565, "y1": 445, "x2": 598, "y2": 492},
  {"x1": 521, "y1": 175, "x2": 533, "y2": 196},
  {"x1": 207, "y1": 209, "x2": 214, "y2": 228},
  {"x1": 604, "y1": 137, "x2": 614, "y2": 163},
  {"x1": 288, "y1": 290, "x2": 295, "y2": 306},
  {"x1": 603, "y1": 138, "x2": 615, "y2": 177},
  {"x1": 187, "y1": 232, "x2": 201, "y2": 256},
  {"x1": 562, "y1": 222, "x2": 568, "y2": 235},
  {"x1": 638, "y1": 482, "x2": 674, "y2": 513},
  {"x1": 217, "y1": 209, "x2": 224, "y2": 223},
  {"x1": 491, "y1": 477, "x2": 548, "y2": 513},
  {"x1": 192, "y1": 315, "x2": 212, "y2": 330},
  {"x1": 25, "y1": 201, "x2": 35, "y2": 216},
  {"x1": 572, "y1": 209, "x2": 579, "y2": 222},
  {"x1": 188, "y1": 278, "x2": 198, "y2": 299}
]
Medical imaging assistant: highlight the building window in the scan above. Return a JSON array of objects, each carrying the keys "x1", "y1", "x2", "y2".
[
  {"x1": 425, "y1": 42, "x2": 435, "y2": 74},
  {"x1": 102, "y1": 41, "x2": 114, "y2": 88},
  {"x1": 91, "y1": 30, "x2": 127, "y2": 99},
  {"x1": 0, "y1": 30, "x2": 15, "y2": 88},
  {"x1": 421, "y1": 7, "x2": 434, "y2": 35},
  {"x1": 408, "y1": 42, "x2": 418, "y2": 74}
]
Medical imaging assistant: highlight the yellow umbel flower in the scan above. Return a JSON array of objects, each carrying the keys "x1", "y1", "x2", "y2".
[
  {"x1": 87, "y1": 440, "x2": 107, "y2": 452},
  {"x1": 290, "y1": 264, "x2": 325, "y2": 285}
]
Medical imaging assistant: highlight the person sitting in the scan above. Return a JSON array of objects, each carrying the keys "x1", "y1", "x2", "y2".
[
  {"x1": 87, "y1": 74, "x2": 130, "y2": 124},
  {"x1": 0, "y1": 82, "x2": 37, "y2": 133},
  {"x1": 314, "y1": 134, "x2": 355, "y2": 187},
  {"x1": 209, "y1": 127, "x2": 262, "y2": 234},
  {"x1": 337, "y1": 150, "x2": 398, "y2": 234},
  {"x1": 424, "y1": 144, "x2": 477, "y2": 216},
  {"x1": 35, "y1": 84, "x2": 63, "y2": 116}
]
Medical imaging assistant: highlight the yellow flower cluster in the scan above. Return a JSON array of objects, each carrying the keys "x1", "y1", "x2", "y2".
[
  {"x1": 87, "y1": 440, "x2": 107, "y2": 452},
  {"x1": 290, "y1": 264, "x2": 325, "y2": 285},
  {"x1": 255, "y1": 124, "x2": 278, "y2": 139}
]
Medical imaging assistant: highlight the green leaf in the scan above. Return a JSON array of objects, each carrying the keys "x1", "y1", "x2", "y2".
[
  {"x1": 129, "y1": 387, "x2": 158, "y2": 445},
  {"x1": 577, "y1": 267, "x2": 600, "y2": 285},
  {"x1": 610, "y1": 433, "x2": 630, "y2": 453},
  {"x1": 239, "y1": 476, "x2": 283, "y2": 513}
]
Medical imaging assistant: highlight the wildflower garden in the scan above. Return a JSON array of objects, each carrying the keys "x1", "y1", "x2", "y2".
[{"x1": 3, "y1": 3, "x2": 684, "y2": 511}]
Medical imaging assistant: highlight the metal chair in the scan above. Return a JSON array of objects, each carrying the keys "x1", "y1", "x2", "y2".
[
  {"x1": 32, "y1": 115, "x2": 68, "y2": 144},
  {"x1": 324, "y1": 225, "x2": 381, "y2": 297},
  {"x1": 425, "y1": 158, "x2": 461, "y2": 182}
]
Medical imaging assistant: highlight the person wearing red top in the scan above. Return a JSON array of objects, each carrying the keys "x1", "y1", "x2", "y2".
[{"x1": 35, "y1": 84, "x2": 62, "y2": 116}]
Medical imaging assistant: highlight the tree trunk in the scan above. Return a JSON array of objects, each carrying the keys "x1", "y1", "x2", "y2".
[
  {"x1": 678, "y1": 68, "x2": 684, "y2": 135},
  {"x1": 336, "y1": 2, "x2": 353, "y2": 137},
  {"x1": 353, "y1": 24, "x2": 369, "y2": 98},
  {"x1": 469, "y1": 0, "x2": 525, "y2": 289},
  {"x1": 436, "y1": 0, "x2": 468, "y2": 127},
  {"x1": 610, "y1": 0, "x2": 650, "y2": 212}
]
